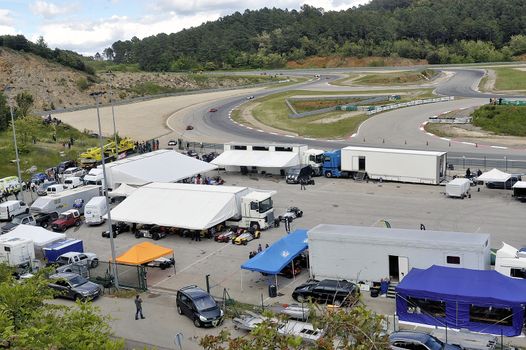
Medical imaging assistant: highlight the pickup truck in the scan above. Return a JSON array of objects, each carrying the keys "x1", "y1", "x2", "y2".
[
  {"x1": 1, "y1": 212, "x2": 58, "y2": 233},
  {"x1": 51, "y1": 209, "x2": 82, "y2": 232},
  {"x1": 55, "y1": 252, "x2": 99, "y2": 269}
]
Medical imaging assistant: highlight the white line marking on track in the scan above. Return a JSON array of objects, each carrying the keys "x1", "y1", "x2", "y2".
[
  {"x1": 285, "y1": 134, "x2": 295, "y2": 138},
  {"x1": 461, "y1": 141, "x2": 476, "y2": 145},
  {"x1": 246, "y1": 126, "x2": 253, "y2": 130},
  {"x1": 257, "y1": 129, "x2": 264, "y2": 132},
  {"x1": 491, "y1": 145, "x2": 508, "y2": 149},
  {"x1": 440, "y1": 137, "x2": 450, "y2": 141},
  {"x1": 426, "y1": 132, "x2": 434, "y2": 136}
]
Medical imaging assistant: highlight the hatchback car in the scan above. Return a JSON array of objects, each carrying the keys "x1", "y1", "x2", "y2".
[
  {"x1": 176, "y1": 285, "x2": 224, "y2": 327},
  {"x1": 389, "y1": 331, "x2": 461, "y2": 350},
  {"x1": 48, "y1": 272, "x2": 102, "y2": 301},
  {"x1": 292, "y1": 279, "x2": 359, "y2": 305}
]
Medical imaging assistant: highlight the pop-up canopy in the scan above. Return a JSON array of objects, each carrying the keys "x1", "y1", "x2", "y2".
[
  {"x1": 476, "y1": 168, "x2": 511, "y2": 182},
  {"x1": 116, "y1": 241, "x2": 173, "y2": 265},
  {"x1": 2, "y1": 224, "x2": 66, "y2": 248},
  {"x1": 212, "y1": 150, "x2": 300, "y2": 168}
]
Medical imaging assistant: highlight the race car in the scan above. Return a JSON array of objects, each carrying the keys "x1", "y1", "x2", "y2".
[
  {"x1": 278, "y1": 207, "x2": 303, "y2": 223},
  {"x1": 101, "y1": 222, "x2": 131, "y2": 238},
  {"x1": 215, "y1": 228, "x2": 242, "y2": 243},
  {"x1": 232, "y1": 229, "x2": 261, "y2": 245},
  {"x1": 134, "y1": 224, "x2": 168, "y2": 240},
  {"x1": 145, "y1": 257, "x2": 175, "y2": 270}
]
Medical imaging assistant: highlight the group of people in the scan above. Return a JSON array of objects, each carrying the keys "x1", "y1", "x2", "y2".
[
  {"x1": 192, "y1": 174, "x2": 224, "y2": 185},
  {"x1": 135, "y1": 139, "x2": 160, "y2": 154},
  {"x1": 0, "y1": 186, "x2": 21, "y2": 202},
  {"x1": 465, "y1": 168, "x2": 483, "y2": 179},
  {"x1": 248, "y1": 243, "x2": 270, "y2": 259}
]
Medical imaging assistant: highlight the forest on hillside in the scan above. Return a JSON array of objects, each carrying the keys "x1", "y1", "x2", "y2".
[{"x1": 102, "y1": 0, "x2": 526, "y2": 71}]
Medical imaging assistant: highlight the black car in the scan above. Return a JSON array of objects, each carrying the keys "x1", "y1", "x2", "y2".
[
  {"x1": 57, "y1": 160, "x2": 76, "y2": 174},
  {"x1": 486, "y1": 175, "x2": 521, "y2": 189},
  {"x1": 389, "y1": 331, "x2": 461, "y2": 350},
  {"x1": 292, "y1": 279, "x2": 359, "y2": 305},
  {"x1": 48, "y1": 272, "x2": 102, "y2": 301},
  {"x1": 286, "y1": 165, "x2": 313, "y2": 184},
  {"x1": 176, "y1": 285, "x2": 224, "y2": 327},
  {"x1": 102, "y1": 221, "x2": 130, "y2": 238}
]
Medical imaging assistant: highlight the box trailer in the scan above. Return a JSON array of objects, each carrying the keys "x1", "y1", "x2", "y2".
[
  {"x1": 308, "y1": 224, "x2": 490, "y2": 283},
  {"x1": 341, "y1": 146, "x2": 447, "y2": 184},
  {"x1": 446, "y1": 178, "x2": 471, "y2": 198},
  {"x1": 84, "y1": 196, "x2": 108, "y2": 225},
  {"x1": 43, "y1": 239, "x2": 84, "y2": 263},
  {"x1": 30, "y1": 185, "x2": 101, "y2": 215},
  {"x1": 512, "y1": 181, "x2": 526, "y2": 201},
  {"x1": 0, "y1": 237, "x2": 35, "y2": 266}
]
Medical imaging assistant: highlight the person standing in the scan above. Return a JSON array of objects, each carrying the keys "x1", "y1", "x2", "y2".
[
  {"x1": 300, "y1": 178, "x2": 306, "y2": 191},
  {"x1": 258, "y1": 244, "x2": 262, "y2": 253},
  {"x1": 135, "y1": 295, "x2": 145, "y2": 320}
]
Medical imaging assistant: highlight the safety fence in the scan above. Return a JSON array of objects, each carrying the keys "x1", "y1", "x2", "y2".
[
  {"x1": 366, "y1": 96, "x2": 455, "y2": 115},
  {"x1": 88, "y1": 261, "x2": 147, "y2": 291}
]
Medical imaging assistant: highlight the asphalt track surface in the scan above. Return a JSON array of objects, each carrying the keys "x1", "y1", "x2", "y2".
[{"x1": 175, "y1": 68, "x2": 526, "y2": 167}]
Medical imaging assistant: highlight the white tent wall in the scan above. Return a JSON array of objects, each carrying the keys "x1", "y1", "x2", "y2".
[{"x1": 476, "y1": 168, "x2": 511, "y2": 182}]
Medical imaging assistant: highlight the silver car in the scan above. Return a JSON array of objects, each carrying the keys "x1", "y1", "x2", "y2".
[
  {"x1": 390, "y1": 331, "x2": 461, "y2": 350},
  {"x1": 48, "y1": 272, "x2": 102, "y2": 301}
]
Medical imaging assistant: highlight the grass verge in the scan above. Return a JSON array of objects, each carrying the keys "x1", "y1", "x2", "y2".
[
  {"x1": 0, "y1": 116, "x2": 103, "y2": 179},
  {"x1": 423, "y1": 123, "x2": 452, "y2": 138},
  {"x1": 493, "y1": 67, "x2": 526, "y2": 91},
  {"x1": 332, "y1": 69, "x2": 437, "y2": 86},
  {"x1": 472, "y1": 105, "x2": 526, "y2": 136}
]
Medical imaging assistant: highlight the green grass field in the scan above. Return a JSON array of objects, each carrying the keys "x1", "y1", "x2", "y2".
[
  {"x1": 0, "y1": 116, "x2": 103, "y2": 179},
  {"x1": 493, "y1": 67, "x2": 526, "y2": 91},
  {"x1": 332, "y1": 69, "x2": 437, "y2": 86},
  {"x1": 472, "y1": 105, "x2": 526, "y2": 136}
]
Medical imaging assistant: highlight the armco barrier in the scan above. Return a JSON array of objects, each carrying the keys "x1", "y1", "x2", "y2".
[{"x1": 367, "y1": 96, "x2": 455, "y2": 115}]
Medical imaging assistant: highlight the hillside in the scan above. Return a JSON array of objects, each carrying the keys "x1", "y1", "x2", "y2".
[
  {"x1": 0, "y1": 48, "x2": 278, "y2": 112},
  {"x1": 105, "y1": 0, "x2": 526, "y2": 71}
]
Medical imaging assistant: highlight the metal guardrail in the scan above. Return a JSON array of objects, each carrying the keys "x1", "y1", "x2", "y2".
[{"x1": 447, "y1": 156, "x2": 526, "y2": 173}]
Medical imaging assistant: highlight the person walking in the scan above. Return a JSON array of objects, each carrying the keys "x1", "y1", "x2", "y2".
[
  {"x1": 135, "y1": 295, "x2": 145, "y2": 320},
  {"x1": 258, "y1": 244, "x2": 262, "y2": 253},
  {"x1": 300, "y1": 178, "x2": 306, "y2": 191}
]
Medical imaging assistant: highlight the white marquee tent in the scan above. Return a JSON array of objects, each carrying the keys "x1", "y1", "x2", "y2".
[
  {"x1": 101, "y1": 149, "x2": 217, "y2": 189},
  {"x1": 108, "y1": 183, "x2": 138, "y2": 198},
  {"x1": 212, "y1": 150, "x2": 300, "y2": 168},
  {"x1": 1, "y1": 225, "x2": 66, "y2": 248},
  {"x1": 110, "y1": 183, "x2": 257, "y2": 230},
  {"x1": 476, "y1": 168, "x2": 511, "y2": 182}
]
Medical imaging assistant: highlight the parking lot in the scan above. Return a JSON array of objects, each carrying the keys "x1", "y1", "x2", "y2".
[{"x1": 50, "y1": 172, "x2": 526, "y2": 349}]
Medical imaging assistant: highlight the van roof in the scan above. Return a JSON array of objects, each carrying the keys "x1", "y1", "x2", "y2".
[{"x1": 0, "y1": 200, "x2": 21, "y2": 206}]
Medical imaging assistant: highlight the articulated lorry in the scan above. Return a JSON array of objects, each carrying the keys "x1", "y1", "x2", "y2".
[
  {"x1": 323, "y1": 146, "x2": 447, "y2": 185},
  {"x1": 30, "y1": 185, "x2": 101, "y2": 215}
]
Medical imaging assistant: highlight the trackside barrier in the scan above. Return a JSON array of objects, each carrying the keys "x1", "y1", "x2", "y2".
[{"x1": 367, "y1": 96, "x2": 455, "y2": 115}]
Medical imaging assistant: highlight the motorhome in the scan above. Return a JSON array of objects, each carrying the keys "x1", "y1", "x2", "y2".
[
  {"x1": 31, "y1": 185, "x2": 101, "y2": 215},
  {"x1": 84, "y1": 196, "x2": 108, "y2": 225}
]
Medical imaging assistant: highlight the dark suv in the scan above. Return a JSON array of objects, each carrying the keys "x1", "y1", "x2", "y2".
[
  {"x1": 292, "y1": 279, "x2": 359, "y2": 305},
  {"x1": 176, "y1": 285, "x2": 224, "y2": 327},
  {"x1": 48, "y1": 272, "x2": 102, "y2": 301}
]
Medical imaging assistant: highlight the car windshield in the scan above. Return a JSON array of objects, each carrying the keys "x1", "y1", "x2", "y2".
[
  {"x1": 12, "y1": 216, "x2": 24, "y2": 224},
  {"x1": 68, "y1": 275, "x2": 88, "y2": 287},
  {"x1": 58, "y1": 214, "x2": 68, "y2": 220},
  {"x1": 194, "y1": 295, "x2": 217, "y2": 311},
  {"x1": 259, "y1": 198, "x2": 273, "y2": 213},
  {"x1": 424, "y1": 336, "x2": 444, "y2": 350},
  {"x1": 56, "y1": 256, "x2": 70, "y2": 265},
  {"x1": 288, "y1": 169, "x2": 300, "y2": 175}
]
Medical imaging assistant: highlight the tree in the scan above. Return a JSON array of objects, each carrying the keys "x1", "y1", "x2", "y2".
[
  {"x1": 0, "y1": 92, "x2": 10, "y2": 132},
  {"x1": 200, "y1": 301, "x2": 389, "y2": 349},
  {"x1": 35, "y1": 36, "x2": 48, "y2": 49},
  {"x1": 103, "y1": 47, "x2": 115, "y2": 61},
  {"x1": 0, "y1": 263, "x2": 124, "y2": 349},
  {"x1": 15, "y1": 91, "x2": 34, "y2": 118}
]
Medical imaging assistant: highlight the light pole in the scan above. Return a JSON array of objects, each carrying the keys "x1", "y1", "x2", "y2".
[
  {"x1": 90, "y1": 91, "x2": 119, "y2": 288},
  {"x1": 4, "y1": 86, "x2": 22, "y2": 183},
  {"x1": 106, "y1": 71, "x2": 119, "y2": 157}
]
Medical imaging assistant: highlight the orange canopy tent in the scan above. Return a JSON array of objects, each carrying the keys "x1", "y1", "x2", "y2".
[{"x1": 116, "y1": 242, "x2": 173, "y2": 265}]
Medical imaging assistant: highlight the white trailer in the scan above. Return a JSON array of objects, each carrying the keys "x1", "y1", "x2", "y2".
[
  {"x1": 30, "y1": 185, "x2": 101, "y2": 215},
  {"x1": 495, "y1": 242, "x2": 526, "y2": 279},
  {"x1": 341, "y1": 146, "x2": 447, "y2": 184},
  {"x1": 0, "y1": 237, "x2": 35, "y2": 266},
  {"x1": 308, "y1": 224, "x2": 490, "y2": 283},
  {"x1": 213, "y1": 143, "x2": 324, "y2": 176},
  {"x1": 84, "y1": 196, "x2": 108, "y2": 225},
  {"x1": 446, "y1": 178, "x2": 471, "y2": 198}
]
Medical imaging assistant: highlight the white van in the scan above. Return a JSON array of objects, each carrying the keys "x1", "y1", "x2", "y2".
[
  {"x1": 84, "y1": 196, "x2": 108, "y2": 225},
  {"x1": 64, "y1": 177, "x2": 83, "y2": 189},
  {"x1": 46, "y1": 184, "x2": 67, "y2": 195},
  {"x1": 0, "y1": 200, "x2": 29, "y2": 221},
  {"x1": 83, "y1": 168, "x2": 104, "y2": 186}
]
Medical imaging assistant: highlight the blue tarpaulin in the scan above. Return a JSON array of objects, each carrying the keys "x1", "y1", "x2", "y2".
[
  {"x1": 396, "y1": 265, "x2": 526, "y2": 336},
  {"x1": 241, "y1": 229, "x2": 308, "y2": 274}
]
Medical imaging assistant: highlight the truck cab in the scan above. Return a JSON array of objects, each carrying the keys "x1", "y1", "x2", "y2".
[
  {"x1": 228, "y1": 191, "x2": 275, "y2": 230},
  {"x1": 301, "y1": 149, "x2": 324, "y2": 176},
  {"x1": 322, "y1": 149, "x2": 348, "y2": 178}
]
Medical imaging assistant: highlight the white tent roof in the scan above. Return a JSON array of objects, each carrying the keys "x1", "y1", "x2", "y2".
[
  {"x1": 108, "y1": 183, "x2": 138, "y2": 198},
  {"x1": 101, "y1": 149, "x2": 217, "y2": 187},
  {"x1": 512, "y1": 181, "x2": 526, "y2": 189},
  {"x1": 1, "y1": 224, "x2": 66, "y2": 247},
  {"x1": 110, "y1": 183, "x2": 255, "y2": 230},
  {"x1": 476, "y1": 168, "x2": 511, "y2": 182},
  {"x1": 212, "y1": 150, "x2": 300, "y2": 168}
]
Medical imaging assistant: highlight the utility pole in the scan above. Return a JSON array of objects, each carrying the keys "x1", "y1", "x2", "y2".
[
  {"x1": 90, "y1": 91, "x2": 119, "y2": 288},
  {"x1": 106, "y1": 71, "x2": 119, "y2": 157},
  {"x1": 4, "y1": 86, "x2": 22, "y2": 183}
]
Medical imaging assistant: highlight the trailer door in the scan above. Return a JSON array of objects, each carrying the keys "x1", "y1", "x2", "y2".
[{"x1": 398, "y1": 256, "x2": 409, "y2": 281}]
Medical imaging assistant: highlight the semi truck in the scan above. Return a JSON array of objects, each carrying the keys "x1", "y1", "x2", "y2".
[
  {"x1": 30, "y1": 185, "x2": 101, "y2": 215},
  {"x1": 225, "y1": 189, "x2": 275, "y2": 230},
  {"x1": 323, "y1": 146, "x2": 447, "y2": 185},
  {"x1": 301, "y1": 149, "x2": 324, "y2": 176}
]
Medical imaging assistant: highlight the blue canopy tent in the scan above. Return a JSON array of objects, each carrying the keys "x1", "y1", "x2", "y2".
[
  {"x1": 396, "y1": 265, "x2": 526, "y2": 336},
  {"x1": 240, "y1": 229, "x2": 308, "y2": 289}
]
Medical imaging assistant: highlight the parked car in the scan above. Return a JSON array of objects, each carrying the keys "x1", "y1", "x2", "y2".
[
  {"x1": 186, "y1": 125, "x2": 194, "y2": 130},
  {"x1": 46, "y1": 184, "x2": 67, "y2": 195},
  {"x1": 48, "y1": 272, "x2": 102, "y2": 301},
  {"x1": 37, "y1": 181, "x2": 57, "y2": 196},
  {"x1": 102, "y1": 222, "x2": 131, "y2": 238},
  {"x1": 57, "y1": 160, "x2": 76, "y2": 174},
  {"x1": 232, "y1": 229, "x2": 261, "y2": 245},
  {"x1": 246, "y1": 95, "x2": 254, "y2": 100},
  {"x1": 31, "y1": 172, "x2": 49, "y2": 184},
  {"x1": 292, "y1": 279, "x2": 359, "y2": 305},
  {"x1": 51, "y1": 209, "x2": 82, "y2": 232},
  {"x1": 55, "y1": 252, "x2": 99, "y2": 269},
  {"x1": 1, "y1": 212, "x2": 58, "y2": 233},
  {"x1": 167, "y1": 140, "x2": 177, "y2": 146},
  {"x1": 62, "y1": 167, "x2": 86, "y2": 179},
  {"x1": 64, "y1": 176, "x2": 83, "y2": 189},
  {"x1": 214, "y1": 228, "x2": 240, "y2": 243},
  {"x1": 145, "y1": 257, "x2": 175, "y2": 270},
  {"x1": 201, "y1": 152, "x2": 218, "y2": 163},
  {"x1": 0, "y1": 200, "x2": 29, "y2": 221},
  {"x1": 134, "y1": 224, "x2": 167, "y2": 240},
  {"x1": 186, "y1": 150, "x2": 199, "y2": 159},
  {"x1": 486, "y1": 175, "x2": 521, "y2": 190},
  {"x1": 389, "y1": 331, "x2": 461, "y2": 350},
  {"x1": 208, "y1": 108, "x2": 218, "y2": 113},
  {"x1": 176, "y1": 285, "x2": 224, "y2": 327},
  {"x1": 279, "y1": 207, "x2": 303, "y2": 223}
]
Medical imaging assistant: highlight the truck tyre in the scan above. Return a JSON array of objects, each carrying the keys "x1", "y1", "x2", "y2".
[
  {"x1": 25, "y1": 208, "x2": 29, "y2": 214},
  {"x1": 325, "y1": 171, "x2": 332, "y2": 178},
  {"x1": 91, "y1": 259, "x2": 99, "y2": 268},
  {"x1": 152, "y1": 233, "x2": 159, "y2": 240},
  {"x1": 250, "y1": 222, "x2": 260, "y2": 231}
]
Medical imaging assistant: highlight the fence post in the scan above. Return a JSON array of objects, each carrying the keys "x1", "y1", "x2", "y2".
[
  {"x1": 463, "y1": 156, "x2": 465, "y2": 169},
  {"x1": 504, "y1": 156, "x2": 507, "y2": 172}
]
